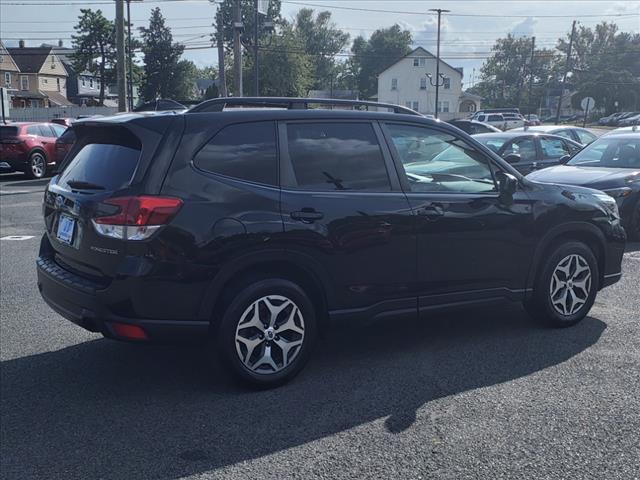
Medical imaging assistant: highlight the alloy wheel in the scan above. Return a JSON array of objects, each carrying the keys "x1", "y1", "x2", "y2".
[
  {"x1": 235, "y1": 295, "x2": 305, "y2": 374},
  {"x1": 549, "y1": 254, "x2": 592, "y2": 316},
  {"x1": 30, "y1": 153, "x2": 45, "y2": 178}
]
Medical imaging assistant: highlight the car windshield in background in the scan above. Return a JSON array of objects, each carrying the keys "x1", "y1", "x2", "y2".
[
  {"x1": 475, "y1": 136, "x2": 509, "y2": 153},
  {"x1": 567, "y1": 137, "x2": 640, "y2": 168},
  {"x1": 0, "y1": 126, "x2": 19, "y2": 138}
]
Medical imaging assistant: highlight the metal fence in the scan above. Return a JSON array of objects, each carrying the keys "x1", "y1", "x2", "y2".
[{"x1": 7, "y1": 106, "x2": 118, "y2": 122}]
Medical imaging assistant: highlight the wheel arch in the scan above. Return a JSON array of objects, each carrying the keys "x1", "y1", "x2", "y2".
[
  {"x1": 526, "y1": 221, "x2": 606, "y2": 297},
  {"x1": 199, "y1": 249, "x2": 333, "y2": 329}
]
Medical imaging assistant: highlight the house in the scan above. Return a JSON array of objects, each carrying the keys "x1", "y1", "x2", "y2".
[
  {"x1": 6, "y1": 41, "x2": 72, "y2": 108},
  {"x1": 49, "y1": 42, "x2": 111, "y2": 107},
  {"x1": 0, "y1": 41, "x2": 21, "y2": 97},
  {"x1": 377, "y1": 47, "x2": 481, "y2": 120},
  {"x1": 308, "y1": 89, "x2": 359, "y2": 100}
]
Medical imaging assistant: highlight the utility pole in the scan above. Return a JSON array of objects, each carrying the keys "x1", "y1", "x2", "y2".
[
  {"x1": 233, "y1": 0, "x2": 243, "y2": 97},
  {"x1": 126, "y1": 0, "x2": 134, "y2": 110},
  {"x1": 216, "y1": 10, "x2": 228, "y2": 97},
  {"x1": 253, "y1": 0, "x2": 259, "y2": 96},
  {"x1": 527, "y1": 36, "x2": 536, "y2": 120},
  {"x1": 429, "y1": 8, "x2": 449, "y2": 119},
  {"x1": 555, "y1": 20, "x2": 576, "y2": 125},
  {"x1": 115, "y1": 0, "x2": 127, "y2": 111}
]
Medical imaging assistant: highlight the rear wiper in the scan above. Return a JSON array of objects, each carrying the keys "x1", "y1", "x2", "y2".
[{"x1": 66, "y1": 180, "x2": 106, "y2": 190}]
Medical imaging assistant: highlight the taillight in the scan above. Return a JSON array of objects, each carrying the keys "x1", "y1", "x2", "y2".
[{"x1": 92, "y1": 196, "x2": 182, "y2": 240}]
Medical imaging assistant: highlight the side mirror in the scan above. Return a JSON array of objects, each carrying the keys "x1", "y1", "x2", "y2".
[
  {"x1": 503, "y1": 153, "x2": 521, "y2": 165},
  {"x1": 496, "y1": 171, "x2": 518, "y2": 202},
  {"x1": 558, "y1": 154, "x2": 571, "y2": 164}
]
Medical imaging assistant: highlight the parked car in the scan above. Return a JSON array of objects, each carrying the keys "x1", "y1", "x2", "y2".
[
  {"x1": 599, "y1": 113, "x2": 623, "y2": 126},
  {"x1": 51, "y1": 118, "x2": 73, "y2": 128},
  {"x1": 502, "y1": 112, "x2": 526, "y2": 129},
  {"x1": 509, "y1": 125, "x2": 598, "y2": 145},
  {"x1": 473, "y1": 131, "x2": 583, "y2": 175},
  {"x1": 447, "y1": 119, "x2": 502, "y2": 135},
  {"x1": 37, "y1": 97, "x2": 625, "y2": 388},
  {"x1": 471, "y1": 112, "x2": 507, "y2": 130},
  {"x1": 0, "y1": 122, "x2": 67, "y2": 178},
  {"x1": 528, "y1": 132, "x2": 640, "y2": 240},
  {"x1": 618, "y1": 113, "x2": 640, "y2": 127},
  {"x1": 524, "y1": 114, "x2": 541, "y2": 126},
  {"x1": 611, "y1": 112, "x2": 640, "y2": 126}
]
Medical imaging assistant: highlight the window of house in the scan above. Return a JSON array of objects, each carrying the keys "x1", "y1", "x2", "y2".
[
  {"x1": 286, "y1": 122, "x2": 391, "y2": 191},
  {"x1": 411, "y1": 101, "x2": 419, "y2": 110},
  {"x1": 438, "y1": 101, "x2": 450, "y2": 113},
  {"x1": 4, "y1": 72, "x2": 10, "y2": 87},
  {"x1": 391, "y1": 78, "x2": 398, "y2": 90},
  {"x1": 57, "y1": 78, "x2": 61, "y2": 91},
  {"x1": 193, "y1": 121, "x2": 278, "y2": 186},
  {"x1": 413, "y1": 57, "x2": 426, "y2": 67},
  {"x1": 420, "y1": 77, "x2": 427, "y2": 90},
  {"x1": 90, "y1": 78, "x2": 94, "y2": 88},
  {"x1": 82, "y1": 77, "x2": 86, "y2": 87},
  {"x1": 20, "y1": 76, "x2": 29, "y2": 90},
  {"x1": 43, "y1": 79, "x2": 48, "y2": 84},
  {"x1": 443, "y1": 77, "x2": 451, "y2": 89}
]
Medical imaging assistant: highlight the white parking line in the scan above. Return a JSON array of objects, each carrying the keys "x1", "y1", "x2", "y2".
[{"x1": 0, "y1": 235, "x2": 35, "y2": 241}]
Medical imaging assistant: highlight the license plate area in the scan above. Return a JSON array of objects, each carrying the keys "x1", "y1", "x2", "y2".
[{"x1": 56, "y1": 214, "x2": 76, "y2": 245}]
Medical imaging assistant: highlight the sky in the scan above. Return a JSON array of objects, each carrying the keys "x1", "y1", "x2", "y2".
[{"x1": 1, "y1": 0, "x2": 639, "y2": 88}]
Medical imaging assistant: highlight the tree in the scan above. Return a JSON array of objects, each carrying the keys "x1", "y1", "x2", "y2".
[
  {"x1": 139, "y1": 7, "x2": 185, "y2": 101},
  {"x1": 71, "y1": 9, "x2": 115, "y2": 105},
  {"x1": 349, "y1": 25, "x2": 413, "y2": 99},
  {"x1": 292, "y1": 8, "x2": 349, "y2": 90}
]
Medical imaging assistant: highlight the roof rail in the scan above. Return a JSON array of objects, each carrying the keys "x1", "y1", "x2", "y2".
[{"x1": 188, "y1": 97, "x2": 421, "y2": 116}]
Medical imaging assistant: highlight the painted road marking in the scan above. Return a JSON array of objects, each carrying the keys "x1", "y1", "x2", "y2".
[{"x1": 0, "y1": 235, "x2": 35, "y2": 241}]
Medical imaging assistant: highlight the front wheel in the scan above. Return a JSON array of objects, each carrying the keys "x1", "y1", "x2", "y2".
[
  {"x1": 525, "y1": 241, "x2": 599, "y2": 327},
  {"x1": 26, "y1": 151, "x2": 47, "y2": 179},
  {"x1": 216, "y1": 278, "x2": 318, "y2": 388}
]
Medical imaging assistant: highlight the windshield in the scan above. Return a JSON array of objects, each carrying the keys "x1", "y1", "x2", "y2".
[
  {"x1": 475, "y1": 136, "x2": 510, "y2": 154},
  {"x1": 567, "y1": 137, "x2": 640, "y2": 168}
]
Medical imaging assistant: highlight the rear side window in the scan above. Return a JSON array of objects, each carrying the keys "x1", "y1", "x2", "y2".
[
  {"x1": 488, "y1": 115, "x2": 503, "y2": 122},
  {"x1": 575, "y1": 129, "x2": 596, "y2": 144},
  {"x1": 193, "y1": 121, "x2": 277, "y2": 186},
  {"x1": 26, "y1": 125, "x2": 40, "y2": 136},
  {"x1": 59, "y1": 131, "x2": 141, "y2": 191},
  {"x1": 285, "y1": 122, "x2": 390, "y2": 191},
  {"x1": 38, "y1": 125, "x2": 54, "y2": 137}
]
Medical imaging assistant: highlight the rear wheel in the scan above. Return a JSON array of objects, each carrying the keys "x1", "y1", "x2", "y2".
[
  {"x1": 216, "y1": 278, "x2": 317, "y2": 388},
  {"x1": 26, "y1": 151, "x2": 47, "y2": 179},
  {"x1": 525, "y1": 241, "x2": 598, "y2": 327}
]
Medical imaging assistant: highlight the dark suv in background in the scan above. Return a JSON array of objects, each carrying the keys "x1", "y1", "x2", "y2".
[{"x1": 37, "y1": 98, "x2": 626, "y2": 387}]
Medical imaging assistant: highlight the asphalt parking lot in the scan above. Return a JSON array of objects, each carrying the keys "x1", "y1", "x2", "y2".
[{"x1": 1, "y1": 173, "x2": 639, "y2": 480}]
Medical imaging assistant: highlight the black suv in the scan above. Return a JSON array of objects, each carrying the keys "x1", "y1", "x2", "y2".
[{"x1": 37, "y1": 98, "x2": 626, "y2": 387}]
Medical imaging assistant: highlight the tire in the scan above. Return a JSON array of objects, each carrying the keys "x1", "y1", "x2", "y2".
[
  {"x1": 524, "y1": 241, "x2": 599, "y2": 328},
  {"x1": 25, "y1": 151, "x2": 47, "y2": 179},
  {"x1": 216, "y1": 278, "x2": 318, "y2": 388}
]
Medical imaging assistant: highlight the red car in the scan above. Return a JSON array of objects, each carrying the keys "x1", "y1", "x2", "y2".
[{"x1": 0, "y1": 122, "x2": 67, "y2": 178}]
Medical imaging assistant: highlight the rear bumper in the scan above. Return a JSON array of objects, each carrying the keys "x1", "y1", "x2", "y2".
[{"x1": 37, "y1": 255, "x2": 209, "y2": 343}]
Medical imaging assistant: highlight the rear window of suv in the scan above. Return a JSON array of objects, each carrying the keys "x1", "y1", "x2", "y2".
[
  {"x1": 58, "y1": 129, "x2": 142, "y2": 191},
  {"x1": 193, "y1": 121, "x2": 277, "y2": 186},
  {"x1": 0, "y1": 126, "x2": 19, "y2": 138}
]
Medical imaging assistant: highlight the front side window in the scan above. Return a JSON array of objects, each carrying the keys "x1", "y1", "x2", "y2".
[
  {"x1": 26, "y1": 125, "x2": 40, "y2": 136},
  {"x1": 286, "y1": 122, "x2": 390, "y2": 191},
  {"x1": 504, "y1": 137, "x2": 536, "y2": 162},
  {"x1": 386, "y1": 123, "x2": 496, "y2": 194},
  {"x1": 193, "y1": 122, "x2": 277, "y2": 186},
  {"x1": 575, "y1": 129, "x2": 597, "y2": 144},
  {"x1": 540, "y1": 137, "x2": 570, "y2": 159},
  {"x1": 553, "y1": 129, "x2": 573, "y2": 140},
  {"x1": 391, "y1": 78, "x2": 398, "y2": 90},
  {"x1": 568, "y1": 138, "x2": 640, "y2": 168}
]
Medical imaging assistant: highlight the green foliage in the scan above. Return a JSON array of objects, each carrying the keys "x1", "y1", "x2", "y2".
[
  {"x1": 71, "y1": 9, "x2": 115, "y2": 105},
  {"x1": 216, "y1": 0, "x2": 282, "y2": 49},
  {"x1": 139, "y1": 7, "x2": 185, "y2": 101},
  {"x1": 349, "y1": 25, "x2": 413, "y2": 99},
  {"x1": 292, "y1": 9, "x2": 349, "y2": 90}
]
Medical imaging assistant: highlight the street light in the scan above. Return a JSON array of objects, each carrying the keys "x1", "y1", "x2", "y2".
[
  {"x1": 428, "y1": 8, "x2": 449, "y2": 119},
  {"x1": 426, "y1": 73, "x2": 445, "y2": 116}
]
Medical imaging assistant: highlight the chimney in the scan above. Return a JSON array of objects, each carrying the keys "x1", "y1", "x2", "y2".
[
  {"x1": 19, "y1": 39, "x2": 25, "y2": 48},
  {"x1": 58, "y1": 39, "x2": 63, "y2": 47}
]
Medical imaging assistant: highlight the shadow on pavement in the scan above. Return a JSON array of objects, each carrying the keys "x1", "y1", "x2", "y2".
[{"x1": 0, "y1": 305, "x2": 606, "y2": 479}]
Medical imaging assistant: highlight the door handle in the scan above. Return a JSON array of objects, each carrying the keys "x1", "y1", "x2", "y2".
[
  {"x1": 291, "y1": 209, "x2": 324, "y2": 223},
  {"x1": 416, "y1": 203, "x2": 444, "y2": 218}
]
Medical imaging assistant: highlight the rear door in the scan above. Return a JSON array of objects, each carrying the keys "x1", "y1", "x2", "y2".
[
  {"x1": 38, "y1": 124, "x2": 58, "y2": 161},
  {"x1": 499, "y1": 135, "x2": 538, "y2": 174},
  {"x1": 279, "y1": 120, "x2": 417, "y2": 316},
  {"x1": 44, "y1": 126, "x2": 143, "y2": 278}
]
